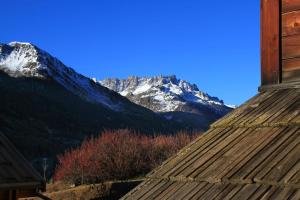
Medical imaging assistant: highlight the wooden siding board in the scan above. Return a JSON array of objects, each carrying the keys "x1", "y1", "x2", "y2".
[
  {"x1": 282, "y1": 58, "x2": 300, "y2": 80},
  {"x1": 282, "y1": 0, "x2": 300, "y2": 13},
  {"x1": 282, "y1": 33, "x2": 300, "y2": 59},
  {"x1": 282, "y1": 57, "x2": 300, "y2": 71},
  {"x1": 283, "y1": 68, "x2": 300, "y2": 82},
  {"x1": 282, "y1": 11, "x2": 300, "y2": 36}
]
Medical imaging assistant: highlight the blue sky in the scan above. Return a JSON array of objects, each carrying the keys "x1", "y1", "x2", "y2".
[{"x1": 1, "y1": 0, "x2": 260, "y2": 105}]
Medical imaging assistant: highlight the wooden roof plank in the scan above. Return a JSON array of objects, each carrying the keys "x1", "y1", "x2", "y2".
[
  {"x1": 213, "y1": 90, "x2": 277, "y2": 127},
  {"x1": 290, "y1": 189, "x2": 300, "y2": 200},
  {"x1": 227, "y1": 127, "x2": 295, "y2": 181},
  {"x1": 185, "y1": 128, "x2": 251, "y2": 178},
  {"x1": 221, "y1": 184, "x2": 244, "y2": 200},
  {"x1": 263, "y1": 143, "x2": 300, "y2": 183},
  {"x1": 208, "y1": 127, "x2": 283, "y2": 182},
  {"x1": 289, "y1": 165, "x2": 300, "y2": 184},
  {"x1": 178, "y1": 182, "x2": 207, "y2": 200},
  {"x1": 251, "y1": 90, "x2": 299, "y2": 126},
  {"x1": 188, "y1": 182, "x2": 214, "y2": 200},
  {"x1": 196, "y1": 127, "x2": 274, "y2": 181},
  {"x1": 244, "y1": 127, "x2": 299, "y2": 181},
  {"x1": 234, "y1": 90, "x2": 291, "y2": 126},
  {"x1": 259, "y1": 186, "x2": 280, "y2": 200},
  {"x1": 247, "y1": 185, "x2": 271, "y2": 200},
  {"x1": 213, "y1": 184, "x2": 240, "y2": 200},
  {"x1": 154, "y1": 182, "x2": 178, "y2": 200},
  {"x1": 125, "y1": 179, "x2": 159, "y2": 200},
  {"x1": 144, "y1": 180, "x2": 175, "y2": 200},
  {"x1": 164, "y1": 182, "x2": 191, "y2": 200},
  {"x1": 137, "y1": 180, "x2": 166, "y2": 200},
  {"x1": 153, "y1": 128, "x2": 232, "y2": 178},
  {"x1": 271, "y1": 187, "x2": 298, "y2": 200},
  {"x1": 253, "y1": 130, "x2": 300, "y2": 183},
  {"x1": 230, "y1": 184, "x2": 259, "y2": 200},
  {"x1": 197, "y1": 183, "x2": 228, "y2": 200},
  {"x1": 157, "y1": 181, "x2": 198, "y2": 200},
  {"x1": 147, "y1": 128, "x2": 217, "y2": 177},
  {"x1": 266, "y1": 93, "x2": 300, "y2": 126}
]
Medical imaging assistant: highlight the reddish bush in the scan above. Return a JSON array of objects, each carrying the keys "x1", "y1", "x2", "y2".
[{"x1": 54, "y1": 130, "x2": 199, "y2": 184}]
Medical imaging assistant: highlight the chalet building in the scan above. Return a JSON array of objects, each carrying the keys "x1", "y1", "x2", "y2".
[
  {"x1": 0, "y1": 133, "x2": 46, "y2": 200},
  {"x1": 121, "y1": 0, "x2": 300, "y2": 199}
]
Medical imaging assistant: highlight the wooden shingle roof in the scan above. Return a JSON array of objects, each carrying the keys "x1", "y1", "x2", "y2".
[
  {"x1": 0, "y1": 132, "x2": 45, "y2": 191},
  {"x1": 121, "y1": 87, "x2": 300, "y2": 199}
]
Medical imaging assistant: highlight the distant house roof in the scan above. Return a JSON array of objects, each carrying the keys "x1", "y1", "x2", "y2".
[
  {"x1": 121, "y1": 87, "x2": 300, "y2": 199},
  {"x1": 0, "y1": 132, "x2": 45, "y2": 191}
]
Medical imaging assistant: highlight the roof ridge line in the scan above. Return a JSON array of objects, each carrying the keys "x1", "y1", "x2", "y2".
[
  {"x1": 211, "y1": 123, "x2": 300, "y2": 129},
  {"x1": 146, "y1": 176, "x2": 300, "y2": 189}
]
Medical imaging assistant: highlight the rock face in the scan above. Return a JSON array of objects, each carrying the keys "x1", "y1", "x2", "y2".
[{"x1": 100, "y1": 76, "x2": 233, "y2": 130}]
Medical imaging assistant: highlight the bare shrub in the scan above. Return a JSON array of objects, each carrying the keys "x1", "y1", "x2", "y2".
[{"x1": 54, "y1": 129, "x2": 199, "y2": 184}]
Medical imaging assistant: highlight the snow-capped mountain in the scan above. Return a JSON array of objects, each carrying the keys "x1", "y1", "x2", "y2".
[
  {"x1": 0, "y1": 42, "x2": 190, "y2": 163},
  {"x1": 0, "y1": 42, "x2": 122, "y2": 110},
  {"x1": 100, "y1": 75, "x2": 232, "y2": 115}
]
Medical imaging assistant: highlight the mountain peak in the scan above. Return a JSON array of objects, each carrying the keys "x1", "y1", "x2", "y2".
[
  {"x1": 100, "y1": 76, "x2": 230, "y2": 114},
  {"x1": 8, "y1": 41, "x2": 34, "y2": 46},
  {"x1": 0, "y1": 42, "x2": 123, "y2": 111}
]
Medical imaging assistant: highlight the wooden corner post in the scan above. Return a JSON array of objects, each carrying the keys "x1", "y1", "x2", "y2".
[{"x1": 261, "y1": 0, "x2": 281, "y2": 86}]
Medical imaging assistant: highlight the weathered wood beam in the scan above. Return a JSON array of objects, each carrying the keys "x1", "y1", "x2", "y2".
[{"x1": 261, "y1": 0, "x2": 282, "y2": 85}]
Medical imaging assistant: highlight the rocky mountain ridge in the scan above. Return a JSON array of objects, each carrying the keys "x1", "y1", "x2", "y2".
[{"x1": 100, "y1": 75, "x2": 232, "y2": 115}]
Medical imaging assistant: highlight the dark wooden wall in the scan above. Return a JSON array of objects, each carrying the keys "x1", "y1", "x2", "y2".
[
  {"x1": 282, "y1": 0, "x2": 300, "y2": 82},
  {"x1": 261, "y1": 0, "x2": 300, "y2": 85}
]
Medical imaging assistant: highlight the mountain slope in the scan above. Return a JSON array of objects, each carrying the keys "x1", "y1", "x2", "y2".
[
  {"x1": 0, "y1": 42, "x2": 184, "y2": 162},
  {"x1": 100, "y1": 76, "x2": 233, "y2": 130}
]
